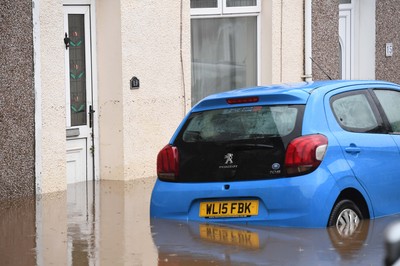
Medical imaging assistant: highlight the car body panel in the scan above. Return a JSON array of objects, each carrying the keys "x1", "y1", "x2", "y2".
[
  {"x1": 151, "y1": 80, "x2": 400, "y2": 228},
  {"x1": 151, "y1": 168, "x2": 337, "y2": 227},
  {"x1": 324, "y1": 84, "x2": 400, "y2": 218}
]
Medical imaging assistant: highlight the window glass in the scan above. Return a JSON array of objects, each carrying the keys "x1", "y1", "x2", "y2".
[
  {"x1": 191, "y1": 17, "x2": 257, "y2": 105},
  {"x1": 331, "y1": 93, "x2": 378, "y2": 132},
  {"x1": 374, "y1": 90, "x2": 400, "y2": 133},
  {"x1": 339, "y1": 0, "x2": 351, "y2": 4},
  {"x1": 183, "y1": 105, "x2": 299, "y2": 142},
  {"x1": 226, "y1": 0, "x2": 257, "y2": 7},
  {"x1": 175, "y1": 104, "x2": 303, "y2": 182},
  {"x1": 191, "y1": 0, "x2": 218, "y2": 8}
]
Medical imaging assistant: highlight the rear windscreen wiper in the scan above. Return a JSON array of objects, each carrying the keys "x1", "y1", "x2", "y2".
[{"x1": 226, "y1": 143, "x2": 274, "y2": 150}]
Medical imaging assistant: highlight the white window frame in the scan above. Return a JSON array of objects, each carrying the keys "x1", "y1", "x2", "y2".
[
  {"x1": 191, "y1": 0, "x2": 260, "y2": 16},
  {"x1": 190, "y1": 1, "x2": 262, "y2": 99},
  {"x1": 223, "y1": 0, "x2": 261, "y2": 14}
]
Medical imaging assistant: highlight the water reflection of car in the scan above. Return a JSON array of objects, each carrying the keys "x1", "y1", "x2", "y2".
[
  {"x1": 385, "y1": 221, "x2": 400, "y2": 266},
  {"x1": 151, "y1": 80, "x2": 400, "y2": 230},
  {"x1": 151, "y1": 215, "x2": 400, "y2": 265}
]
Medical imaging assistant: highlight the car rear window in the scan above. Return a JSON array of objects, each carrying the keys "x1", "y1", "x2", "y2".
[{"x1": 174, "y1": 105, "x2": 304, "y2": 182}]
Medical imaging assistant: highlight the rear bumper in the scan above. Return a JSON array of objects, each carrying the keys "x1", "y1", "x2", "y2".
[{"x1": 150, "y1": 169, "x2": 338, "y2": 228}]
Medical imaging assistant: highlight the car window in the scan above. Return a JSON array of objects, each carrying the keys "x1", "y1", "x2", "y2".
[
  {"x1": 175, "y1": 104, "x2": 304, "y2": 182},
  {"x1": 374, "y1": 89, "x2": 400, "y2": 133},
  {"x1": 331, "y1": 92, "x2": 379, "y2": 133},
  {"x1": 183, "y1": 105, "x2": 299, "y2": 142}
]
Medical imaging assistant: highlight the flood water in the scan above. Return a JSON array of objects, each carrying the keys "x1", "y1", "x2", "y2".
[{"x1": 0, "y1": 176, "x2": 398, "y2": 265}]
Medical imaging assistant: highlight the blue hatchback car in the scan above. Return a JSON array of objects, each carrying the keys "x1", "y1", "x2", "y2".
[{"x1": 150, "y1": 80, "x2": 400, "y2": 229}]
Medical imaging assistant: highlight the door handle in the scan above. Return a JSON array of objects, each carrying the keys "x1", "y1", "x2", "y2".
[
  {"x1": 345, "y1": 144, "x2": 361, "y2": 154},
  {"x1": 89, "y1": 105, "x2": 95, "y2": 128},
  {"x1": 64, "y1": 33, "x2": 70, "y2": 50}
]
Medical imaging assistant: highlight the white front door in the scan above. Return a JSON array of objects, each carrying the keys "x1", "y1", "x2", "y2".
[
  {"x1": 339, "y1": 3, "x2": 353, "y2": 80},
  {"x1": 64, "y1": 5, "x2": 94, "y2": 184}
]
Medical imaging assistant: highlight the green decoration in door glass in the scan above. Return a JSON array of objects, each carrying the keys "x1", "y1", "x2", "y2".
[
  {"x1": 71, "y1": 104, "x2": 85, "y2": 113},
  {"x1": 70, "y1": 40, "x2": 83, "y2": 47},
  {"x1": 70, "y1": 71, "x2": 85, "y2": 80}
]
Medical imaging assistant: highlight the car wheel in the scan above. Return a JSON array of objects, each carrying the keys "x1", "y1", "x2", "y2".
[{"x1": 328, "y1": 199, "x2": 363, "y2": 235}]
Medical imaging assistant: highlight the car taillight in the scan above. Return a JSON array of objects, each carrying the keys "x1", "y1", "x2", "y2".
[
  {"x1": 157, "y1": 145, "x2": 179, "y2": 181},
  {"x1": 285, "y1": 134, "x2": 328, "y2": 176}
]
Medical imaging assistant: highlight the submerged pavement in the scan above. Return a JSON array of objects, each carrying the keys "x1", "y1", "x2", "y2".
[{"x1": 0, "y1": 176, "x2": 398, "y2": 265}]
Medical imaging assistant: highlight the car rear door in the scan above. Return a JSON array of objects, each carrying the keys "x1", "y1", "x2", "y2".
[{"x1": 325, "y1": 87, "x2": 400, "y2": 217}]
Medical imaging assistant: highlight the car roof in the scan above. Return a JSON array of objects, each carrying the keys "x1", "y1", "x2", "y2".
[{"x1": 191, "y1": 80, "x2": 399, "y2": 112}]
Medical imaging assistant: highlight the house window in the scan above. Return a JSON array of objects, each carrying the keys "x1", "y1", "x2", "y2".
[{"x1": 190, "y1": 0, "x2": 260, "y2": 105}]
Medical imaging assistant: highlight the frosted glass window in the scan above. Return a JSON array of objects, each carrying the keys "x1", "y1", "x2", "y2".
[
  {"x1": 191, "y1": 17, "x2": 257, "y2": 105},
  {"x1": 191, "y1": 0, "x2": 218, "y2": 8},
  {"x1": 226, "y1": 0, "x2": 256, "y2": 7}
]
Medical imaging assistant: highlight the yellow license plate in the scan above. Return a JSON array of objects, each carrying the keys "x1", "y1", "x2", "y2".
[
  {"x1": 199, "y1": 200, "x2": 259, "y2": 218},
  {"x1": 199, "y1": 224, "x2": 260, "y2": 249}
]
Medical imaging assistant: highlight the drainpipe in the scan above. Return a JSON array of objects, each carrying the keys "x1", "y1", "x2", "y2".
[{"x1": 304, "y1": 0, "x2": 312, "y2": 81}]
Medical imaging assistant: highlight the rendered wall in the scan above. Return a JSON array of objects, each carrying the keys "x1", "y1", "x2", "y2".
[
  {"x1": 121, "y1": 0, "x2": 191, "y2": 180},
  {"x1": 0, "y1": 0, "x2": 35, "y2": 199},
  {"x1": 97, "y1": 0, "x2": 124, "y2": 180},
  {"x1": 98, "y1": 0, "x2": 191, "y2": 180},
  {"x1": 35, "y1": 0, "x2": 67, "y2": 193},
  {"x1": 261, "y1": 0, "x2": 304, "y2": 85},
  {"x1": 375, "y1": 0, "x2": 400, "y2": 84}
]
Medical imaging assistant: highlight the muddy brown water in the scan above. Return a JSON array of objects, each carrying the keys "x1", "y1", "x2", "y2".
[{"x1": 0, "y1": 177, "x2": 398, "y2": 265}]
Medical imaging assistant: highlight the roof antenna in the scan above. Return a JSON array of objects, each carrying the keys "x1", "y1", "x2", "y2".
[{"x1": 310, "y1": 57, "x2": 333, "y2": 80}]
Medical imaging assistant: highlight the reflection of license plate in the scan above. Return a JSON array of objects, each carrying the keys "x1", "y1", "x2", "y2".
[
  {"x1": 199, "y1": 224, "x2": 260, "y2": 249},
  {"x1": 199, "y1": 200, "x2": 259, "y2": 218}
]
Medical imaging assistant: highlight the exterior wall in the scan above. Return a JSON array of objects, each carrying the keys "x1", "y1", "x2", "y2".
[
  {"x1": 0, "y1": 0, "x2": 35, "y2": 199},
  {"x1": 98, "y1": 0, "x2": 191, "y2": 180},
  {"x1": 261, "y1": 0, "x2": 304, "y2": 85},
  {"x1": 375, "y1": 0, "x2": 400, "y2": 84},
  {"x1": 97, "y1": 0, "x2": 124, "y2": 179},
  {"x1": 280, "y1": 0, "x2": 304, "y2": 83},
  {"x1": 35, "y1": 1, "x2": 67, "y2": 193},
  {"x1": 312, "y1": 0, "x2": 340, "y2": 80},
  {"x1": 354, "y1": 0, "x2": 375, "y2": 80}
]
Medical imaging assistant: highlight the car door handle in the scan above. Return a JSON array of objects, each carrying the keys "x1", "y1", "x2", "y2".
[{"x1": 345, "y1": 145, "x2": 361, "y2": 154}]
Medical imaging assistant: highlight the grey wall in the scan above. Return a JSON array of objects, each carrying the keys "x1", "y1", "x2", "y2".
[
  {"x1": 376, "y1": 0, "x2": 400, "y2": 84},
  {"x1": 312, "y1": 0, "x2": 340, "y2": 80},
  {"x1": 0, "y1": 1, "x2": 35, "y2": 199}
]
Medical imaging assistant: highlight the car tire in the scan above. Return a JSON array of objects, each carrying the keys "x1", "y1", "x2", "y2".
[{"x1": 328, "y1": 199, "x2": 363, "y2": 233}]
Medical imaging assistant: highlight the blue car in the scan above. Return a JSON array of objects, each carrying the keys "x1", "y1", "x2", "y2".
[{"x1": 150, "y1": 80, "x2": 400, "y2": 229}]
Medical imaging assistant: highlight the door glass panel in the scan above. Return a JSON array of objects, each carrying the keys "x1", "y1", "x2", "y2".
[
  {"x1": 68, "y1": 14, "x2": 86, "y2": 126},
  {"x1": 374, "y1": 90, "x2": 400, "y2": 133}
]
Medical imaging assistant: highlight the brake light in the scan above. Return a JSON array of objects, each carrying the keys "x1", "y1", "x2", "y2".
[
  {"x1": 157, "y1": 145, "x2": 179, "y2": 181},
  {"x1": 227, "y1": 97, "x2": 259, "y2": 104},
  {"x1": 285, "y1": 134, "x2": 328, "y2": 176}
]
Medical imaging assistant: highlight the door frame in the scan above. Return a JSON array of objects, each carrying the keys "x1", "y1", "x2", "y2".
[
  {"x1": 339, "y1": 2, "x2": 354, "y2": 80},
  {"x1": 64, "y1": 0, "x2": 99, "y2": 181}
]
